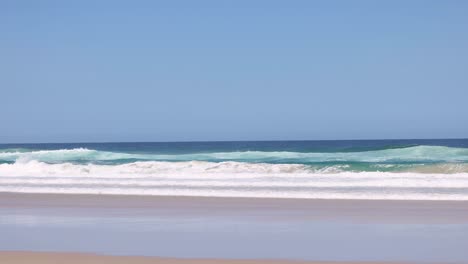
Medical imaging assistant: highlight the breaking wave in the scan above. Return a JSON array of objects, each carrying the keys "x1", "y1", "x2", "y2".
[
  {"x1": 0, "y1": 160, "x2": 468, "y2": 200},
  {"x1": 1, "y1": 145, "x2": 468, "y2": 164},
  {"x1": 1, "y1": 144, "x2": 468, "y2": 200}
]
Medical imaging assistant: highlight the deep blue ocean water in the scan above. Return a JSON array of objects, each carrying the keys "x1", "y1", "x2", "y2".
[{"x1": 2, "y1": 138, "x2": 468, "y2": 154}]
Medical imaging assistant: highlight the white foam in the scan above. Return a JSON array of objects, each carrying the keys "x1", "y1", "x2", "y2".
[
  {"x1": 1, "y1": 160, "x2": 468, "y2": 200},
  {"x1": 1, "y1": 145, "x2": 468, "y2": 163}
]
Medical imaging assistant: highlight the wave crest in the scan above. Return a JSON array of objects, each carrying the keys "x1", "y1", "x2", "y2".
[{"x1": 1, "y1": 145, "x2": 468, "y2": 164}]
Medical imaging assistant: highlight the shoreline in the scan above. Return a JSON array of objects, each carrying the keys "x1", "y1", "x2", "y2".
[
  {"x1": 2, "y1": 192, "x2": 468, "y2": 262},
  {"x1": 2, "y1": 192, "x2": 468, "y2": 224},
  {"x1": 0, "y1": 251, "x2": 414, "y2": 264}
]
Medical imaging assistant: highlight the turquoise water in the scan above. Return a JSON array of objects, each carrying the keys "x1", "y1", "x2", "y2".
[
  {"x1": 1, "y1": 139, "x2": 468, "y2": 171},
  {"x1": 1, "y1": 139, "x2": 468, "y2": 199}
]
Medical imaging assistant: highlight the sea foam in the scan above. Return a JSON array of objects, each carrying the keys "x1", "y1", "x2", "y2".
[
  {"x1": 1, "y1": 159, "x2": 468, "y2": 200},
  {"x1": 1, "y1": 145, "x2": 468, "y2": 200}
]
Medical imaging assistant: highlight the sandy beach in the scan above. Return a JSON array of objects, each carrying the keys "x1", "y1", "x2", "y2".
[
  {"x1": 2, "y1": 192, "x2": 468, "y2": 263},
  {"x1": 1, "y1": 192, "x2": 468, "y2": 224},
  {"x1": 0, "y1": 251, "x2": 414, "y2": 264},
  {"x1": 3, "y1": 0, "x2": 468, "y2": 262}
]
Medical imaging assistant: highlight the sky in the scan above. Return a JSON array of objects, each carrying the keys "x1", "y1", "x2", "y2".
[{"x1": 1, "y1": 0, "x2": 467, "y2": 143}]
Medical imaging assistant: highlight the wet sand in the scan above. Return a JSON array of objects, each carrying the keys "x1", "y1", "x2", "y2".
[
  {"x1": 2, "y1": 193, "x2": 468, "y2": 263},
  {"x1": 1, "y1": 192, "x2": 468, "y2": 224}
]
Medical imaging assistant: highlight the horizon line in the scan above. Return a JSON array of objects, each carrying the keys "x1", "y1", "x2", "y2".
[{"x1": 1, "y1": 137, "x2": 467, "y2": 145}]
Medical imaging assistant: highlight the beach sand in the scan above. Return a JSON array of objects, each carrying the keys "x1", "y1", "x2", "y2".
[
  {"x1": 1, "y1": 192, "x2": 468, "y2": 224},
  {"x1": 0, "y1": 251, "x2": 410, "y2": 264},
  {"x1": 2, "y1": 193, "x2": 468, "y2": 263}
]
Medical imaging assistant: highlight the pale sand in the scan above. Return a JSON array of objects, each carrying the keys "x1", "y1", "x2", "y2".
[
  {"x1": 1, "y1": 192, "x2": 468, "y2": 224},
  {"x1": 0, "y1": 251, "x2": 410, "y2": 264},
  {"x1": 1, "y1": 193, "x2": 467, "y2": 263}
]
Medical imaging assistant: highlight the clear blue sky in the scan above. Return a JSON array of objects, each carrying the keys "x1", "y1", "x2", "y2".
[{"x1": 1, "y1": 1, "x2": 467, "y2": 143}]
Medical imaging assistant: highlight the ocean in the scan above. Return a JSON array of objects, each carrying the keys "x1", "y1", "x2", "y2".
[{"x1": 1, "y1": 139, "x2": 468, "y2": 200}]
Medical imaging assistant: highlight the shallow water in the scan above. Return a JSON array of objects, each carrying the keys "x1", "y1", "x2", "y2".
[{"x1": 1, "y1": 205, "x2": 468, "y2": 263}]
